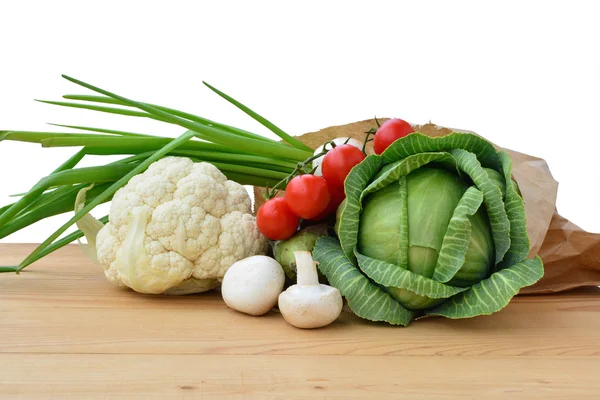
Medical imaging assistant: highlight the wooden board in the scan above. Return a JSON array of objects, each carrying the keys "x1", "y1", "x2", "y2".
[{"x1": 1, "y1": 243, "x2": 599, "y2": 399}]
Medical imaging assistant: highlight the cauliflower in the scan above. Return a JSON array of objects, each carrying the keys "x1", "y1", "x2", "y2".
[{"x1": 93, "y1": 157, "x2": 267, "y2": 295}]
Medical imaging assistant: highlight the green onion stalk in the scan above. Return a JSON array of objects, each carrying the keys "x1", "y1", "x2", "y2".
[{"x1": 0, "y1": 75, "x2": 315, "y2": 272}]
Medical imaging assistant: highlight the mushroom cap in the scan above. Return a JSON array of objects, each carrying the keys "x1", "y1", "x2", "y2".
[
  {"x1": 222, "y1": 255, "x2": 285, "y2": 316},
  {"x1": 278, "y1": 284, "x2": 343, "y2": 329}
]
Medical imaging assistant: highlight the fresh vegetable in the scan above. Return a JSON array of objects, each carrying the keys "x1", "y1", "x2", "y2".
[
  {"x1": 373, "y1": 118, "x2": 414, "y2": 154},
  {"x1": 256, "y1": 197, "x2": 300, "y2": 241},
  {"x1": 284, "y1": 174, "x2": 330, "y2": 220},
  {"x1": 312, "y1": 137, "x2": 363, "y2": 176},
  {"x1": 313, "y1": 132, "x2": 544, "y2": 326},
  {"x1": 309, "y1": 181, "x2": 346, "y2": 221},
  {"x1": 0, "y1": 75, "x2": 314, "y2": 272},
  {"x1": 278, "y1": 251, "x2": 343, "y2": 329},
  {"x1": 273, "y1": 224, "x2": 329, "y2": 281},
  {"x1": 321, "y1": 144, "x2": 366, "y2": 189},
  {"x1": 79, "y1": 157, "x2": 267, "y2": 295},
  {"x1": 221, "y1": 255, "x2": 285, "y2": 316},
  {"x1": 74, "y1": 185, "x2": 105, "y2": 264}
]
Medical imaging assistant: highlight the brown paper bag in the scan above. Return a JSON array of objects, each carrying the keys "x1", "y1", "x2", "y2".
[{"x1": 254, "y1": 119, "x2": 600, "y2": 294}]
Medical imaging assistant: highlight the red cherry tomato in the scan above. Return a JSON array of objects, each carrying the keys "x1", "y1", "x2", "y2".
[
  {"x1": 321, "y1": 144, "x2": 366, "y2": 189},
  {"x1": 256, "y1": 197, "x2": 299, "y2": 240},
  {"x1": 310, "y1": 182, "x2": 346, "y2": 221},
  {"x1": 284, "y1": 175, "x2": 330, "y2": 220},
  {"x1": 373, "y1": 119, "x2": 414, "y2": 155},
  {"x1": 326, "y1": 182, "x2": 346, "y2": 212}
]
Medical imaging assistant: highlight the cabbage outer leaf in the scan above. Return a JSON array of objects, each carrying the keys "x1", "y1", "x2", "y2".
[
  {"x1": 426, "y1": 256, "x2": 543, "y2": 318},
  {"x1": 355, "y1": 250, "x2": 468, "y2": 299},
  {"x1": 337, "y1": 155, "x2": 383, "y2": 262},
  {"x1": 496, "y1": 151, "x2": 530, "y2": 269},
  {"x1": 313, "y1": 236, "x2": 415, "y2": 326},
  {"x1": 381, "y1": 132, "x2": 501, "y2": 170}
]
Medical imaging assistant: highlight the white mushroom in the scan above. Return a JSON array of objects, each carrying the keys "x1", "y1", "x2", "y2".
[
  {"x1": 221, "y1": 255, "x2": 285, "y2": 316},
  {"x1": 278, "y1": 251, "x2": 343, "y2": 329}
]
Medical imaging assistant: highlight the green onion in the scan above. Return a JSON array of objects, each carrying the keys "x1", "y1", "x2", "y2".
[
  {"x1": 209, "y1": 162, "x2": 288, "y2": 180},
  {"x1": 1, "y1": 131, "x2": 121, "y2": 143},
  {"x1": 0, "y1": 163, "x2": 139, "y2": 227},
  {"x1": 0, "y1": 183, "x2": 113, "y2": 239},
  {"x1": 36, "y1": 137, "x2": 298, "y2": 175},
  {"x1": 168, "y1": 150, "x2": 298, "y2": 170},
  {"x1": 0, "y1": 150, "x2": 88, "y2": 224},
  {"x1": 62, "y1": 75, "x2": 312, "y2": 161},
  {"x1": 0, "y1": 203, "x2": 12, "y2": 217},
  {"x1": 12, "y1": 185, "x2": 83, "y2": 216},
  {"x1": 47, "y1": 123, "x2": 157, "y2": 138},
  {"x1": 217, "y1": 171, "x2": 280, "y2": 188},
  {"x1": 38, "y1": 135, "x2": 235, "y2": 153},
  {"x1": 62, "y1": 95, "x2": 276, "y2": 145},
  {"x1": 0, "y1": 74, "x2": 315, "y2": 272},
  {"x1": 35, "y1": 100, "x2": 157, "y2": 120},
  {"x1": 0, "y1": 215, "x2": 110, "y2": 272},
  {"x1": 202, "y1": 81, "x2": 313, "y2": 152}
]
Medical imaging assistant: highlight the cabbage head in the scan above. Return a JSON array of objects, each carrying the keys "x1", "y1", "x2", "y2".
[{"x1": 313, "y1": 132, "x2": 544, "y2": 326}]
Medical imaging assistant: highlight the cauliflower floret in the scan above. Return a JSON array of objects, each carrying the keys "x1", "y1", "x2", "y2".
[
  {"x1": 95, "y1": 157, "x2": 267, "y2": 294},
  {"x1": 193, "y1": 211, "x2": 266, "y2": 280},
  {"x1": 95, "y1": 224, "x2": 124, "y2": 287}
]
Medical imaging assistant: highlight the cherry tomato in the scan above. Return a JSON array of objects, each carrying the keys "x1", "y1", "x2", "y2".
[
  {"x1": 256, "y1": 197, "x2": 299, "y2": 240},
  {"x1": 321, "y1": 144, "x2": 366, "y2": 189},
  {"x1": 284, "y1": 175, "x2": 330, "y2": 220},
  {"x1": 310, "y1": 182, "x2": 346, "y2": 221},
  {"x1": 373, "y1": 119, "x2": 414, "y2": 155}
]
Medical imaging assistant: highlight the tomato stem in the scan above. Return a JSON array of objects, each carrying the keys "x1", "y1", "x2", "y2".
[
  {"x1": 374, "y1": 116, "x2": 382, "y2": 128},
  {"x1": 362, "y1": 128, "x2": 377, "y2": 155},
  {"x1": 360, "y1": 115, "x2": 382, "y2": 154},
  {"x1": 263, "y1": 143, "x2": 335, "y2": 200}
]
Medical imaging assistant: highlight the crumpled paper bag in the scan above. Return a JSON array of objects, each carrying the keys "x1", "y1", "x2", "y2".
[{"x1": 254, "y1": 119, "x2": 600, "y2": 294}]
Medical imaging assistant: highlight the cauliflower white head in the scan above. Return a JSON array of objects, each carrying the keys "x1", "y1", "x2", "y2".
[{"x1": 95, "y1": 157, "x2": 267, "y2": 295}]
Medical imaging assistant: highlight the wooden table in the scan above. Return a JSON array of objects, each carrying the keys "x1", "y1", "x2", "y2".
[{"x1": 1, "y1": 244, "x2": 599, "y2": 399}]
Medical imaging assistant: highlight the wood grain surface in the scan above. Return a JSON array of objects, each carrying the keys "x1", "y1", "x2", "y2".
[{"x1": 1, "y1": 243, "x2": 599, "y2": 399}]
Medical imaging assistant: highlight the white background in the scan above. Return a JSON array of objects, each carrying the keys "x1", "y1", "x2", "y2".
[{"x1": 1, "y1": 0, "x2": 598, "y2": 243}]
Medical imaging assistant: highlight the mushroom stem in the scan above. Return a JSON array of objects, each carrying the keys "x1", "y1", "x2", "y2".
[
  {"x1": 295, "y1": 251, "x2": 319, "y2": 285},
  {"x1": 279, "y1": 251, "x2": 343, "y2": 329}
]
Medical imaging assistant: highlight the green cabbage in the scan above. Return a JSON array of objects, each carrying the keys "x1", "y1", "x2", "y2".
[{"x1": 312, "y1": 132, "x2": 543, "y2": 326}]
